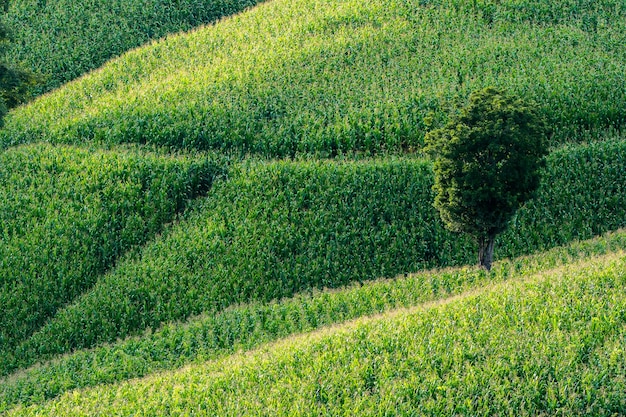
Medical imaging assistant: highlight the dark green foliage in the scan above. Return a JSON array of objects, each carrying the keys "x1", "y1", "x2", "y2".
[
  {"x1": 501, "y1": 138, "x2": 626, "y2": 256},
  {"x1": 0, "y1": 3, "x2": 38, "y2": 124},
  {"x1": 6, "y1": 136, "x2": 626, "y2": 373},
  {"x1": 425, "y1": 87, "x2": 548, "y2": 269},
  {"x1": 0, "y1": 144, "x2": 225, "y2": 370},
  {"x1": 5, "y1": 0, "x2": 265, "y2": 95}
]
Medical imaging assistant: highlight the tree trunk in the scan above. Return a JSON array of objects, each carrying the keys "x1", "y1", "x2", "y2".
[{"x1": 478, "y1": 235, "x2": 496, "y2": 271}]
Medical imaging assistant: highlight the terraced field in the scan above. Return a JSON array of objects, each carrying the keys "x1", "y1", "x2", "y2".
[{"x1": 1, "y1": 0, "x2": 625, "y2": 415}]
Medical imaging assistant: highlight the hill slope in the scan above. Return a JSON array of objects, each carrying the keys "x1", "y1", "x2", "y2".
[
  {"x1": 1, "y1": 229, "x2": 625, "y2": 412},
  {"x1": 5, "y1": 0, "x2": 266, "y2": 96},
  {"x1": 2, "y1": 0, "x2": 625, "y2": 156},
  {"x1": 0, "y1": 144, "x2": 225, "y2": 369},
  {"x1": 3, "y1": 137, "x2": 625, "y2": 377},
  {"x1": 1, "y1": 1, "x2": 625, "y2": 414},
  {"x1": 5, "y1": 243, "x2": 626, "y2": 415}
]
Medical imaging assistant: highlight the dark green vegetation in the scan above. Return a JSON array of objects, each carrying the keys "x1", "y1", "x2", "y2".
[
  {"x1": 1, "y1": 0, "x2": 625, "y2": 155},
  {"x1": 2, "y1": 230, "x2": 625, "y2": 413},
  {"x1": 0, "y1": 0, "x2": 37, "y2": 124},
  {"x1": 3, "y1": 137, "x2": 626, "y2": 377},
  {"x1": 0, "y1": 144, "x2": 223, "y2": 372},
  {"x1": 5, "y1": 0, "x2": 265, "y2": 96},
  {"x1": 425, "y1": 87, "x2": 548, "y2": 270},
  {"x1": 1, "y1": 0, "x2": 625, "y2": 414}
]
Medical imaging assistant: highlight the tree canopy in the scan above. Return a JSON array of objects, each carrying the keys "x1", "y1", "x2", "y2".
[{"x1": 425, "y1": 87, "x2": 549, "y2": 270}]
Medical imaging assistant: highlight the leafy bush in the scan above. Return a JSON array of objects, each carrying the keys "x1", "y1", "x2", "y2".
[
  {"x1": 5, "y1": 0, "x2": 266, "y2": 95},
  {"x1": 0, "y1": 143, "x2": 225, "y2": 370},
  {"x1": 1, "y1": 0, "x2": 624, "y2": 156},
  {"x1": 425, "y1": 87, "x2": 549, "y2": 270}
]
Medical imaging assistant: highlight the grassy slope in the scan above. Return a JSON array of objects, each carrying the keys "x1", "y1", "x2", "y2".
[
  {"x1": 1, "y1": 0, "x2": 625, "y2": 414},
  {"x1": 1, "y1": 229, "x2": 625, "y2": 412},
  {"x1": 6, "y1": 0, "x2": 266, "y2": 95},
  {"x1": 4, "y1": 137, "x2": 625, "y2": 378},
  {"x1": 0, "y1": 143, "x2": 225, "y2": 371},
  {"x1": 1, "y1": 0, "x2": 625, "y2": 156},
  {"x1": 5, "y1": 243, "x2": 626, "y2": 415}
]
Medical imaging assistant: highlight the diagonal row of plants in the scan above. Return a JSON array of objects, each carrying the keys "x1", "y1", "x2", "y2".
[
  {"x1": 1, "y1": 0, "x2": 624, "y2": 156},
  {"x1": 0, "y1": 143, "x2": 225, "y2": 366},
  {"x1": 6, "y1": 247, "x2": 626, "y2": 416},
  {"x1": 1, "y1": 228, "x2": 625, "y2": 412},
  {"x1": 3, "y1": 136, "x2": 625, "y2": 379}
]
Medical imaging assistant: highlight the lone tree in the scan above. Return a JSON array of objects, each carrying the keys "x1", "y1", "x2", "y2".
[{"x1": 425, "y1": 87, "x2": 548, "y2": 271}]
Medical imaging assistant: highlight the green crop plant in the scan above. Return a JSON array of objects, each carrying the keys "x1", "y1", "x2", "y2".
[
  {"x1": 1, "y1": 0, "x2": 624, "y2": 156},
  {"x1": 1, "y1": 229, "x2": 625, "y2": 412},
  {"x1": 6, "y1": 250, "x2": 626, "y2": 416},
  {"x1": 0, "y1": 143, "x2": 225, "y2": 373},
  {"x1": 5, "y1": 137, "x2": 626, "y2": 375},
  {"x1": 5, "y1": 0, "x2": 266, "y2": 96},
  {"x1": 2, "y1": 157, "x2": 466, "y2": 375}
]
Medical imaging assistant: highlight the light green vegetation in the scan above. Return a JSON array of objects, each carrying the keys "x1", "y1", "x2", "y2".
[
  {"x1": 4, "y1": 137, "x2": 625, "y2": 378},
  {"x1": 1, "y1": 229, "x2": 625, "y2": 412},
  {"x1": 1, "y1": 0, "x2": 625, "y2": 414},
  {"x1": 1, "y1": 0, "x2": 625, "y2": 156},
  {"x1": 5, "y1": 0, "x2": 265, "y2": 95},
  {"x1": 0, "y1": 143, "x2": 225, "y2": 372},
  {"x1": 6, "y1": 248, "x2": 626, "y2": 415}
]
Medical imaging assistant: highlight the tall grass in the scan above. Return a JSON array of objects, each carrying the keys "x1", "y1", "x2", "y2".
[
  {"x1": 6, "y1": 250, "x2": 626, "y2": 416},
  {"x1": 0, "y1": 143, "x2": 225, "y2": 370},
  {"x1": 1, "y1": 229, "x2": 625, "y2": 412},
  {"x1": 5, "y1": 0, "x2": 266, "y2": 95},
  {"x1": 5, "y1": 137, "x2": 625, "y2": 375},
  {"x1": 2, "y1": 0, "x2": 624, "y2": 156}
]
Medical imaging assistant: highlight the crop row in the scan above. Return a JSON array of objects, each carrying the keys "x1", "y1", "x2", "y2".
[
  {"x1": 5, "y1": 137, "x2": 625, "y2": 376},
  {"x1": 0, "y1": 143, "x2": 225, "y2": 369},
  {"x1": 2, "y1": 0, "x2": 624, "y2": 156},
  {"x1": 1, "y1": 228, "x2": 625, "y2": 412},
  {"x1": 5, "y1": 0, "x2": 265, "y2": 95},
  {"x1": 7, "y1": 248, "x2": 626, "y2": 415}
]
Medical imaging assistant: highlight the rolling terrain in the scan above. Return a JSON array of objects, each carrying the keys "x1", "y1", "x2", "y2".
[{"x1": 1, "y1": 0, "x2": 625, "y2": 415}]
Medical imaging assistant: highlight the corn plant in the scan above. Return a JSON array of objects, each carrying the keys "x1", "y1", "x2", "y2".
[{"x1": 1, "y1": 0, "x2": 624, "y2": 156}]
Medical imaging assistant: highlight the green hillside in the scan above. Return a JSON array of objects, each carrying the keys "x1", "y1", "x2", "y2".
[
  {"x1": 1, "y1": 0, "x2": 625, "y2": 156},
  {"x1": 4, "y1": 239, "x2": 626, "y2": 416},
  {"x1": 1, "y1": 230, "x2": 624, "y2": 412},
  {"x1": 0, "y1": 144, "x2": 224, "y2": 370},
  {"x1": 5, "y1": 0, "x2": 265, "y2": 95},
  {"x1": 3, "y1": 137, "x2": 625, "y2": 377},
  {"x1": 1, "y1": 0, "x2": 625, "y2": 414}
]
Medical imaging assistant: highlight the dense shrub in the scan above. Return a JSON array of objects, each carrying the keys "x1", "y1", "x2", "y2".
[
  {"x1": 1, "y1": 0, "x2": 624, "y2": 156},
  {"x1": 0, "y1": 143, "x2": 225, "y2": 369}
]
